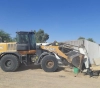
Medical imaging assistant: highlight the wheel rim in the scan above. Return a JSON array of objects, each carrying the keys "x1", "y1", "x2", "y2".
[
  {"x1": 46, "y1": 60, "x2": 54, "y2": 68},
  {"x1": 5, "y1": 60, "x2": 12, "y2": 67}
]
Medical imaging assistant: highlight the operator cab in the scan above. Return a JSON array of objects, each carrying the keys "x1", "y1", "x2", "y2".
[{"x1": 16, "y1": 31, "x2": 36, "y2": 51}]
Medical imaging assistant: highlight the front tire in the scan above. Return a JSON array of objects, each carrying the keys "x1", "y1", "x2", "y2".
[
  {"x1": 0, "y1": 54, "x2": 19, "y2": 72},
  {"x1": 41, "y1": 55, "x2": 58, "y2": 72}
]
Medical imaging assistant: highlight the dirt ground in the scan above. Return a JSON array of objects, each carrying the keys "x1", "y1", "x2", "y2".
[{"x1": 0, "y1": 65, "x2": 100, "y2": 88}]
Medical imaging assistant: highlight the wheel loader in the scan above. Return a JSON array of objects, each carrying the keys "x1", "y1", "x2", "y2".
[{"x1": 0, "y1": 31, "x2": 84, "y2": 72}]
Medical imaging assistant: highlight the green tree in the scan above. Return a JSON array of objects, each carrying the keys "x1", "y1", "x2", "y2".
[
  {"x1": 87, "y1": 38, "x2": 95, "y2": 43},
  {"x1": 34, "y1": 29, "x2": 49, "y2": 43},
  {"x1": 78, "y1": 37, "x2": 85, "y2": 40},
  {"x1": 78, "y1": 37, "x2": 95, "y2": 43},
  {"x1": 12, "y1": 37, "x2": 17, "y2": 42},
  {"x1": 0, "y1": 30, "x2": 12, "y2": 42}
]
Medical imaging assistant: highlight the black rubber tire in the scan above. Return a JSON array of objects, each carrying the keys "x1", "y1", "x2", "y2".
[
  {"x1": 41, "y1": 55, "x2": 58, "y2": 72},
  {"x1": 0, "y1": 54, "x2": 19, "y2": 72}
]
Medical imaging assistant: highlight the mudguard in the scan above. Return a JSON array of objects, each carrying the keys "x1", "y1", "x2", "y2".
[
  {"x1": 37, "y1": 52, "x2": 50, "y2": 63},
  {"x1": 0, "y1": 52, "x2": 22, "y2": 63}
]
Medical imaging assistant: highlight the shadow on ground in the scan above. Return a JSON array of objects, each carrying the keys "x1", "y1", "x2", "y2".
[
  {"x1": 17, "y1": 64, "x2": 66, "y2": 72},
  {"x1": 17, "y1": 64, "x2": 41, "y2": 72}
]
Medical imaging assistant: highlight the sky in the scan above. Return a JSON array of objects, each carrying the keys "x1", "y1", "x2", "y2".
[{"x1": 0, "y1": 0, "x2": 100, "y2": 43}]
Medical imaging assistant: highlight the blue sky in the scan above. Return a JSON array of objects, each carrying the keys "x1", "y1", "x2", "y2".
[{"x1": 0, "y1": 0, "x2": 100, "y2": 43}]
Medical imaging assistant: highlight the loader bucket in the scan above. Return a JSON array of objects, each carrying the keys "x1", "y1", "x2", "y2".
[{"x1": 66, "y1": 51, "x2": 84, "y2": 70}]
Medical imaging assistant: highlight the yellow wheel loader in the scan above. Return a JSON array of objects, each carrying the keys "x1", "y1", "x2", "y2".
[{"x1": 0, "y1": 31, "x2": 84, "y2": 72}]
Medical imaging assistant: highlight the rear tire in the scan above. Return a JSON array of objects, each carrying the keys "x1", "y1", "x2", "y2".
[
  {"x1": 41, "y1": 55, "x2": 58, "y2": 72},
  {"x1": 0, "y1": 54, "x2": 19, "y2": 72}
]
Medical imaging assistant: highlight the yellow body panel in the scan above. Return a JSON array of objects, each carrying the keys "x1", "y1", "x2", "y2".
[
  {"x1": 0, "y1": 42, "x2": 36, "y2": 55},
  {"x1": 0, "y1": 42, "x2": 16, "y2": 53},
  {"x1": 0, "y1": 43, "x2": 7, "y2": 53}
]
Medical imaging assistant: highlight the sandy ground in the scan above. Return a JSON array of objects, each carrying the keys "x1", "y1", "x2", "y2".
[{"x1": 0, "y1": 65, "x2": 100, "y2": 88}]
